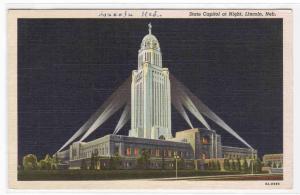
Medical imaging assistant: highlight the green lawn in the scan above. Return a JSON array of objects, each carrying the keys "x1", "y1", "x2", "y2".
[{"x1": 18, "y1": 169, "x2": 243, "y2": 181}]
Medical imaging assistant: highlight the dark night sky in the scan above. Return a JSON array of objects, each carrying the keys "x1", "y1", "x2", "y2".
[{"x1": 18, "y1": 19, "x2": 282, "y2": 162}]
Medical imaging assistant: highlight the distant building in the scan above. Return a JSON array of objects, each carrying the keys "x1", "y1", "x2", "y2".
[
  {"x1": 263, "y1": 153, "x2": 283, "y2": 168},
  {"x1": 222, "y1": 146, "x2": 257, "y2": 159}
]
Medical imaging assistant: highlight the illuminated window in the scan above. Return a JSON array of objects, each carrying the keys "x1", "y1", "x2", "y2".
[
  {"x1": 168, "y1": 150, "x2": 172, "y2": 157},
  {"x1": 201, "y1": 136, "x2": 210, "y2": 144},
  {"x1": 156, "y1": 149, "x2": 160, "y2": 157},
  {"x1": 126, "y1": 147, "x2": 131, "y2": 156},
  {"x1": 134, "y1": 148, "x2": 139, "y2": 156},
  {"x1": 151, "y1": 149, "x2": 155, "y2": 156},
  {"x1": 164, "y1": 150, "x2": 167, "y2": 157},
  {"x1": 180, "y1": 151, "x2": 183, "y2": 158}
]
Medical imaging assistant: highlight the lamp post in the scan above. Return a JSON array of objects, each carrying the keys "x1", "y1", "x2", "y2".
[
  {"x1": 174, "y1": 155, "x2": 180, "y2": 179},
  {"x1": 251, "y1": 149, "x2": 254, "y2": 175}
]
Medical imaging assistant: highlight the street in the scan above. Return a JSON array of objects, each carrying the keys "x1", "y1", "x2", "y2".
[{"x1": 154, "y1": 173, "x2": 283, "y2": 181}]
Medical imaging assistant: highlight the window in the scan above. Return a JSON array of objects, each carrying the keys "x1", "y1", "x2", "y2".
[
  {"x1": 180, "y1": 151, "x2": 183, "y2": 158},
  {"x1": 201, "y1": 136, "x2": 210, "y2": 144},
  {"x1": 185, "y1": 151, "x2": 189, "y2": 158},
  {"x1": 164, "y1": 150, "x2": 167, "y2": 157},
  {"x1": 94, "y1": 149, "x2": 99, "y2": 156},
  {"x1": 134, "y1": 148, "x2": 139, "y2": 156},
  {"x1": 151, "y1": 149, "x2": 155, "y2": 156},
  {"x1": 126, "y1": 147, "x2": 131, "y2": 156},
  {"x1": 168, "y1": 150, "x2": 172, "y2": 157},
  {"x1": 156, "y1": 149, "x2": 160, "y2": 157},
  {"x1": 173, "y1": 151, "x2": 177, "y2": 156}
]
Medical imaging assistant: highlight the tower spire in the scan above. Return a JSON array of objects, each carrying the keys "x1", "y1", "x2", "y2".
[{"x1": 148, "y1": 23, "x2": 152, "y2": 34}]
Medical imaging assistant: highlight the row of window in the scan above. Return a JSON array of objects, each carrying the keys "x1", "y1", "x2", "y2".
[
  {"x1": 79, "y1": 145, "x2": 109, "y2": 159},
  {"x1": 201, "y1": 136, "x2": 210, "y2": 144},
  {"x1": 223, "y1": 153, "x2": 253, "y2": 159},
  {"x1": 125, "y1": 147, "x2": 190, "y2": 158},
  {"x1": 138, "y1": 51, "x2": 161, "y2": 68}
]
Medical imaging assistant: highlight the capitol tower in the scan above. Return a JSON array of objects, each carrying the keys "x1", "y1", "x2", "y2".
[{"x1": 129, "y1": 23, "x2": 172, "y2": 140}]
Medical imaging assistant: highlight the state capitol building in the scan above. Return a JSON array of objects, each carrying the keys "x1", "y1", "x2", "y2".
[{"x1": 56, "y1": 24, "x2": 257, "y2": 170}]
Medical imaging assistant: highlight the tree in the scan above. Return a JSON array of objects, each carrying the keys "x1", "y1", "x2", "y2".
[
  {"x1": 39, "y1": 160, "x2": 48, "y2": 170},
  {"x1": 43, "y1": 154, "x2": 52, "y2": 170},
  {"x1": 267, "y1": 161, "x2": 272, "y2": 167},
  {"x1": 90, "y1": 152, "x2": 99, "y2": 170},
  {"x1": 207, "y1": 160, "x2": 211, "y2": 170},
  {"x1": 81, "y1": 159, "x2": 88, "y2": 170},
  {"x1": 90, "y1": 152, "x2": 96, "y2": 170},
  {"x1": 242, "y1": 159, "x2": 249, "y2": 173},
  {"x1": 178, "y1": 157, "x2": 184, "y2": 170},
  {"x1": 137, "y1": 149, "x2": 150, "y2": 169},
  {"x1": 232, "y1": 160, "x2": 236, "y2": 171},
  {"x1": 211, "y1": 160, "x2": 217, "y2": 170},
  {"x1": 44, "y1": 154, "x2": 51, "y2": 162},
  {"x1": 236, "y1": 158, "x2": 241, "y2": 172},
  {"x1": 161, "y1": 150, "x2": 165, "y2": 170},
  {"x1": 109, "y1": 153, "x2": 121, "y2": 170},
  {"x1": 249, "y1": 160, "x2": 254, "y2": 173},
  {"x1": 36, "y1": 154, "x2": 53, "y2": 170},
  {"x1": 223, "y1": 159, "x2": 230, "y2": 171},
  {"x1": 229, "y1": 160, "x2": 236, "y2": 171},
  {"x1": 23, "y1": 154, "x2": 38, "y2": 170},
  {"x1": 216, "y1": 160, "x2": 221, "y2": 171},
  {"x1": 52, "y1": 154, "x2": 59, "y2": 169},
  {"x1": 203, "y1": 161, "x2": 208, "y2": 170},
  {"x1": 255, "y1": 158, "x2": 262, "y2": 173}
]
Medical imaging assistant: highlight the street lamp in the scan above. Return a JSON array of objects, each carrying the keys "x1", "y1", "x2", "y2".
[
  {"x1": 174, "y1": 155, "x2": 180, "y2": 179},
  {"x1": 251, "y1": 149, "x2": 254, "y2": 175}
]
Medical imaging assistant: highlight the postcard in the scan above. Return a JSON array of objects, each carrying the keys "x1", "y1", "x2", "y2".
[{"x1": 7, "y1": 9, "x2": 293, "y2": 190}]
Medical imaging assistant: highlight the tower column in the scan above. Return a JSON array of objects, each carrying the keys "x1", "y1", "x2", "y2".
[{"x1": 130, "y1": 23, "x2": 172, "y2": 139}]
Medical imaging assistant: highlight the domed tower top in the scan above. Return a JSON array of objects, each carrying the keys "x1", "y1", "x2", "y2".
[
  {"x1": 140, "y1": 23, "x2": 160, "y2": 52},
  {"x1": 138, "y1": 23, "x2": 162, "y2": 69}
]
